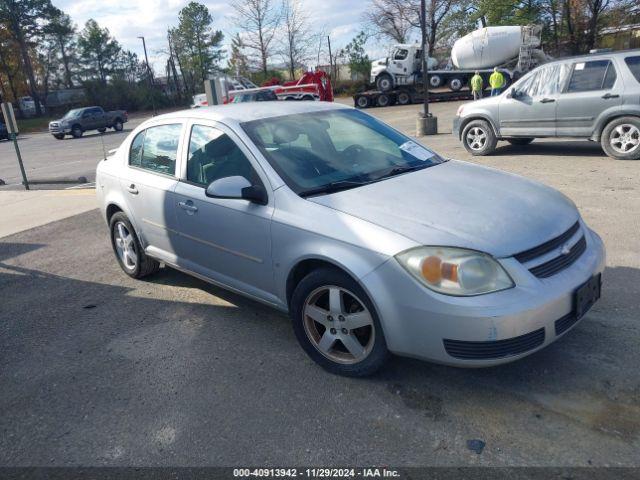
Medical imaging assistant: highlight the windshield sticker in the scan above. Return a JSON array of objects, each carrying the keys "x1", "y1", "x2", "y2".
[{"x1": 399, "y1": 141, "x2": 433, "y2": 161}]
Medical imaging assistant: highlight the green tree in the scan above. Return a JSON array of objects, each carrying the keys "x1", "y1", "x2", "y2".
[
  {"x1": 174, "y1": 2, "x2": 224, "y2": 87},
  {"x1": 340, "y1": 31, "x2": 371, "y2": 80},
  {"x1": 0, "y1": 0, "x2": 57, "y2": 115},
  {"x1": 45, "y1": 10, "x2": 77, "y2": 88},
  {"x1": 77, "y1": 19, "x2": 121, "y2": 83},
  {"x1": 227, "y1": 33, "x2": 250, "y2": 77}
]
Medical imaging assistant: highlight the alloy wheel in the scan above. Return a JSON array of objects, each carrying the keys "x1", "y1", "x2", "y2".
[
  {"x1": 610, "y1": 124, "x2": 640, "y2": 154},
  {"x1": 113, "y1": 221, "x2": 137, "y2": 270},
  {"x1": 302, "y1": 285, "x2": 375, "y2": 364},
  {"x1": 466, "y1": 126, "x2": 488, "y2": 151}
]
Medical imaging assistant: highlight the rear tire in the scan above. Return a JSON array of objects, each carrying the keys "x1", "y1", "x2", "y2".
[
  {"x1": 109, "y1": 212, "x2": 160, "y2": 279},
  {"x1": 377, "y1": 93, "x2": 391, "y2": 107},
  {"x1": 507, "y1": 138, "x2": 534, "y2": 146},
  {"x1": 290, "y1": 268, "x2": 389, "y2": 377},
  {"x1": 601, "y1": 116, "x2": 640, "y2": 160},
  {"x1": 449, "y1": 77, "x2": 463, "y2": 92},
  {"x1": 396, "y1": 91, "x2": 411, "y2": 105},
  {"x1": 462, "y1": 119, "x2": 497, "y2": 156},
  {"x1": 355, "y1": 95, "x2": 370, "y2": 109},
  {"x1": 113, "y1": 120, "x2": 124, "y2": 132}
]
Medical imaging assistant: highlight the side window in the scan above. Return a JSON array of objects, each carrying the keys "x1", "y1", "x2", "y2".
[
  {"x1": 133, "y1": 124, "x2": 181, "y2": 175},
  {"x1": 129, "y1": 130, "x2": 145, "y2": 167},
  {"x1": 187, "y1": 125, "x2": 258, "y2": 186},
  {"x1": 567, "y1": 60, "x2": 616, "y2": 92},
  {"x1": 625, "y1": 56, "x2": 640, "y2": 83},
  {"x1": 394, "y1": 49, "x2": 408, "y2": 61}
]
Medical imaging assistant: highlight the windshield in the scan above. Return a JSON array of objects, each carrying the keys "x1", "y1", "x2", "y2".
[
  {"x1": 63, "y1": 109, "x2": 82, "y2": 119},
  {"x1": 242, "y1": 109, "x2": 444, "y2": 196}
]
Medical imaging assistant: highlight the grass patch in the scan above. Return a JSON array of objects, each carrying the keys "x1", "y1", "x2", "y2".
[{"x1": 16, "y1": 116, "x2": 56, "y2": 133}]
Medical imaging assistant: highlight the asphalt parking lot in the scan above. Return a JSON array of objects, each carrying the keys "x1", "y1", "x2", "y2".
[{"x1": 1, "y1": 99, "x2": 639, "y2": 466}]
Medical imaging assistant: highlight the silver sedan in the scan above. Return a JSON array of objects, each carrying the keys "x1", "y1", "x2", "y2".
[{"x1": 96, "y1": 101, "x2": 605, "y2": 376}]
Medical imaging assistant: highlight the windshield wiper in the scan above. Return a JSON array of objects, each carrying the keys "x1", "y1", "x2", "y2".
[
  {"x1": 375, "y1": 163, "x2": 431, "y2": 181},
  {"x1": 299, "y1": 180, "x2": 370, "y2": 198}
]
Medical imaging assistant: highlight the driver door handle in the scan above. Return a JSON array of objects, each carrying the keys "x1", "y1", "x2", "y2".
[
  {"x1": 127, "y1": 184, "x2": 138, "y2": 195},
  {"x1": 539, "y1": 98, "x2": 555, "y2": 103},
  {"x1": 178, "y1": 200, "x2": 198, "y2": 213},
  {"x1": 602, "y1": 93, "x2": 619, "y2": 99}
]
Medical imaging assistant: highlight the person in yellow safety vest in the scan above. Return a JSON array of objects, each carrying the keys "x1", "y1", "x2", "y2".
[
  {"x1": 470, "y1": 71, "x2": 483, "y2": 100},
  {"x1": 489, "y1": 67, "x2": 505, "y2": 96}
]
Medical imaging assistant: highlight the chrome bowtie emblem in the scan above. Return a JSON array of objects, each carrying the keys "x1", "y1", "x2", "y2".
[{"x1": 561, "y1": 243, "x2": 571, "y2": 255}]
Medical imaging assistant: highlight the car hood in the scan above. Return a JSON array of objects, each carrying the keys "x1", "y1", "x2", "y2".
[{"x1": 308, "y1": 160, "x2": 579, "y2": 258}]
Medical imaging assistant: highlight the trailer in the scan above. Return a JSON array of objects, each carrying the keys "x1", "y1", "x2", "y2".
[{"x1": 353, "y1": 88, "x2": 476, "y2": 109}]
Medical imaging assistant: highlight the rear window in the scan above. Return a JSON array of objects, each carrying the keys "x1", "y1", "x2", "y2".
[
  {"x1": 625, "y1": 56, "x2": 640, "y2": 83},
  {"x1": 567, "y1": 60, "x2": 616, "y2": 92}
]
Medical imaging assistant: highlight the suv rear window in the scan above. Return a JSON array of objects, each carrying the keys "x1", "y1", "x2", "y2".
[
  {"x1": 625, "y1": 56, "x2": 640, "y2": 83},
  {"x1": 567, "y1": 60, "x2": 616, "y2": 92}
]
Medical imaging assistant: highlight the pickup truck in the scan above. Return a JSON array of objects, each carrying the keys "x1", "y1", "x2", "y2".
[{"x1": 49, "y1": 106, "x2": 128, "y2": 139}]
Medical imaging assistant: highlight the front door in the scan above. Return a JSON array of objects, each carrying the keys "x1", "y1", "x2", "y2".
[
  {"x1": 498, "y1": 64, "x2": 565, "y2": 137},
  {"x1": 120, "y1": 122, "x2": 184, "y2": 259},
  {"x1": 555, "y1": 59, "x2": 622, "y2": 137},
  {"x1": 172, "y1": 122, "x2": 276, "y2": 303}
]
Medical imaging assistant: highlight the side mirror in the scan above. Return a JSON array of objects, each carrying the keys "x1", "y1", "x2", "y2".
[
  {"x1": 509, "y1": 88, "x2": 520, "y2": 99},
  {"x1": 205, "y1": 176, "x2": 268, "y2": 205}
]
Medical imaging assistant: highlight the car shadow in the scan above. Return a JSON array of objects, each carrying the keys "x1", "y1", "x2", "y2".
[{"x1": 492, "y1": 139, "x2": 606, "y2": 158}]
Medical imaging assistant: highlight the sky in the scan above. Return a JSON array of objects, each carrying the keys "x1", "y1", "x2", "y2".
[{"x1": 52, "y1": 0, "x2": 398, "y2": 75}]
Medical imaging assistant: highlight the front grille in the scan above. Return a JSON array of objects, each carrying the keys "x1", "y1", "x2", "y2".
[
  {"x1": 443, "y1": 328, "x2": 545, "y2": 360},
  {"x1": 555, "y1": 312, "x2": 579, "y2": 335},
  {"x1": 529, "y1": 236, "x2": 587, "y2": 278},
  {"x1": 514, "y1": 221, "x2": 580, "y2": 263}
]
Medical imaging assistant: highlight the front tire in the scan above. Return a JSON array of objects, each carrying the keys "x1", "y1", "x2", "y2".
[
  {"x1": 601, "y1": 116, "x2": 640, "y2": 160},
  {"x1": 290, "y1": 268, "x2": 389, "y2": 377},
  {"x1": 109, "y1": 212, "x2": 160, "y2": 279},
  {"x1": 71, "y1": 126, "x2": 83, "y2": 138},
  {"x1": 462, "y1": 119, "x2": 497, "y2": 156},
  {"x1": 376, "y1": 74, "x2": 393, "y2": 92},
  {"x1": 53, "y1": 134, "x2": 65, "y2": 140}
]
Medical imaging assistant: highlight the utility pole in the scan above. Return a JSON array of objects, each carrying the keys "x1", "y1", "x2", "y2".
[
  {"x1": 417, "y1": 0, "x2": 437, "y2": 136},
  {"x1": 138, "y1": 36, "x2": 157, "y2": 116},
  {"x1": 327, "y1": 36, "x2": 334, "y2": 81}
]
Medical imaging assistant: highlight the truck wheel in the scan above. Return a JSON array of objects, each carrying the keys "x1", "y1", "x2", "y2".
[
  {"x1": 601, "y1": 116, "x2": 640, "y2": 160},
  {"x1": 113, "y1": 120, "x2": 124, "y2": 132},
  {"x1": 53, "y1": 134, "x2": 65, "y2": 140},
  {"x1": 429, "y1": 75, "x2": 442, "y2": 88},
  {"x1": 462, "y1": 120, "x2": 497, "y2": 156},
  {"x1": 449, "y1": 77, "x2": 463, "y2": 92},
  {"x1": 377, "y1": 93, "x2": 392, "y2": 107},
  {"x1": 396, "y1": 91, "x2": 411, "y2": 105},
  {"x1": 355, "y1": 95, "x2": 370, "y2": 109},
  {"x1": 507, "y1": 138, "x2": 534, "y2": 146},
  {"x1": 376, "y1": 74, "x2": 393, "y2": 92},
  {"x1": 71, "y1": 126, "x2": 83, "y2": 138}
]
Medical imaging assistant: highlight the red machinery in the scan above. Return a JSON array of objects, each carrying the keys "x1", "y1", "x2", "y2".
[{"x1": 227, "y1": 70, "x2": 334, "y2": 103}]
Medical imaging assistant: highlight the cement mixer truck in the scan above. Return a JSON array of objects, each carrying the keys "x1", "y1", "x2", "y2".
[{"x1": 356, "y1": 25, "x2": 546, "y2": 108}]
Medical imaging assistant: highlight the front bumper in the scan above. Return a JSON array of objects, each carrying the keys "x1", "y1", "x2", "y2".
[
  {"x1": 360, "y1": 224, "x2": 606, "y2": 367},
  {"x1": 49, "y1": 123, "x2": 71, "y2": 135}
]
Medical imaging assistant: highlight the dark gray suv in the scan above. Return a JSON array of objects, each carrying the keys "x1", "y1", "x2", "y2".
[{"x1": 453, "y1": 50, "x2": 640, "y2": 160}]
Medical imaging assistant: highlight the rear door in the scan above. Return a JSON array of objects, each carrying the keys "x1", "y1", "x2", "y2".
[
  {"x1": 555, "y1": 59, "x2": 622, "y2": 137},
  {"x1": 498, "y1": 64, "x2": 567, "y2": 137}
]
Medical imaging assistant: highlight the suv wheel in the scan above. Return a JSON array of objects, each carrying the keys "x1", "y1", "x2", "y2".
[
  {"x1": 109, "y1": 212, "x2": 160, "y2": 279},
  {"x1": 462, "y1": 120, "x2": 497, "y2": 156},
  {"x1": 507, "y1": 138, "x2": 534, "y2": 146},
  {"x1": 601, "y1": 117, "x2": 640, "y2": 160},
  {"x1": 290, "y1": 268, "x2": 389, "y2": 377},
  {"x1": 71, "y1": 126, "x2": 83, "y2": 138}
]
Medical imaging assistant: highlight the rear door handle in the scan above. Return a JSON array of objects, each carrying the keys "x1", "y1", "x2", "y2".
[
  {"x1": 178, "y1": 200, "x2": 198, "y2": 214},
  {"x1": 127, "y1": 184, "x2": 138, "y2": 195},
  {"x1": 539, "y1": 98, "x2": 555, "y2": 103},
  {"x1": 601, "y1": 93, "x2": 620, "y2": 99}
]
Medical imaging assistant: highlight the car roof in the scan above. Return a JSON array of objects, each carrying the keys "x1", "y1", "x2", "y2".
[
  {"x1": 544, "y1": 48, "x2": 640, "y2": 66},
  {"x1": 149, "y1": 101, "x2": 352, "y2": 125}
]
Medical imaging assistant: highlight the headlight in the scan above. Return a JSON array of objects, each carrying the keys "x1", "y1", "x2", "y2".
[{"x1": 395, "y1": 246, "x2": 514, "y2": 296}]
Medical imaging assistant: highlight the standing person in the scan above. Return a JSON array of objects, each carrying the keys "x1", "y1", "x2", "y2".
[
  {"x1": 470, "y1": 71, "x2": 483, "y2": 100},
  {"x1": 490, "y1": 67, "x2": 505, "y2": 96}
]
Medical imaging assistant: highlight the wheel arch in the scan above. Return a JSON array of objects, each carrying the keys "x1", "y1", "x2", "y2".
[
  {"x1": 458, "y1": 114, "x2": 499, "y2": 140},
  {"x1": 591, "y1": 109, "x2": 640, "y2": 142}
]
